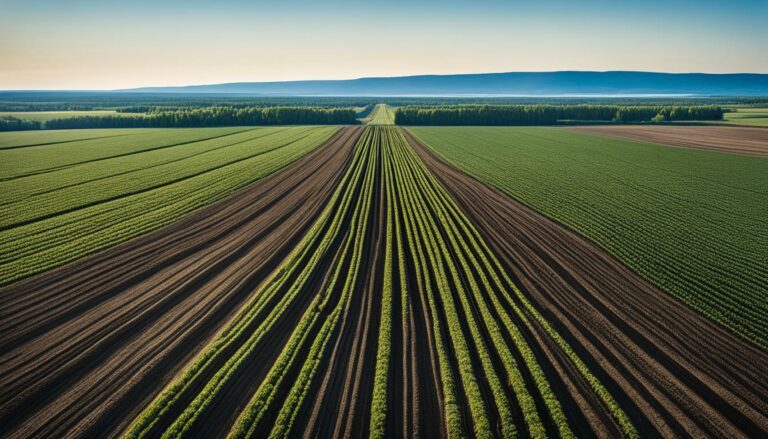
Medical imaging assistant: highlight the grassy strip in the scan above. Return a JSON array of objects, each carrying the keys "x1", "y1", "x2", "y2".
[
  {"x1": 366, "y1": 104, "x2": 396, "y2": 126},
  {"x1": 369, "y1": 128, "x2": 397, "y2": 438}
]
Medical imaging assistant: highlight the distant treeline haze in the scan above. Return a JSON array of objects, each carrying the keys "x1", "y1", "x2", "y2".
[
  {"x1": 42, "y1": 107, "x2": 358, "y2": 130},
  {"x1": 0, "y1": 104, "x2": 728, "y2": 131},
  {"x1": 395, "y1": 105, "x2": 724, "y2": 125}
]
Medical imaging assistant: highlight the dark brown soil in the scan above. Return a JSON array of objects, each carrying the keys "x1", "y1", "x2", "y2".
[{"x1": 567, "y1": 124, "x2": 768, "y2": 156}]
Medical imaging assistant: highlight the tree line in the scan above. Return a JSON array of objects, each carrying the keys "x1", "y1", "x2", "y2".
[
  {"x1": 394, "y1": 105, "x2": 724, "y2": 125},
  {"x1": 0, "y1": 117, "x2": 42, "y2": 131},
  {"x1": 3, "y1": 91, "x2": 767, "y2": 113},
  {"x1": 44, "y1": 106, "x2": 357, "y2": 129}
]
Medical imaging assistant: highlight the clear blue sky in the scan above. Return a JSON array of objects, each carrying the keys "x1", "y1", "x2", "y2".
[{"x1": 1, "y1": 0, "x2": 766, "y2": 89}]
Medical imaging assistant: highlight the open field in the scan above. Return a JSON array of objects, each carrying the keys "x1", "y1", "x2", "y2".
[
  {"x1": 724, "y1": 107, "x2": 768, "y2": 126},
  {"x1": 0, "y1": 126, "x2": 337, "y2": 284},
  {"x1": 1, "y1": 124, "x2": 766, "y2": 438},
  {"x1": 568, "y1": 124, "x2": 768, "y2": 156},
  {"x1": 366, "y1": 103, "x2": 396, "y2": 125},
  {"x1": 0, "y1": 127, "x2": 361, "y2": 438},
  {"x1": 0, "y1": 110, "x2": 144, "y2": 121},
  {"x1": 409, "y1": 126, "x2": 768, "y2": 347}
]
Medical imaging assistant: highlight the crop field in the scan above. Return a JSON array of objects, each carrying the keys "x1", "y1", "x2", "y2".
[
  {"x1": 0, "y1": 125, "x2": 337, "y2": 284},
  {"x1": 723, "y1": 107, "x2": 768, "y2": 126},
  {"x1": 122, "y1": 126, "x2": 636, "y2": 438},
  {"x1": 409, "y1": 126, "x2": 768, "y2": 347},
  {"x1": 366, "y1": 103, "x2": 396, "y2": 125},
  {"x1": 1, "y1": 125, "x2": 767, "y2": 439},
  {"x1": 567, "y1": 124, "x2": 768, "y2": 156}
]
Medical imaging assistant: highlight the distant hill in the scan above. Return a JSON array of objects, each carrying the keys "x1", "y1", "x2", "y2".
[{"x1": 121, "y1": 71, "x2": 768, "y2": 96}]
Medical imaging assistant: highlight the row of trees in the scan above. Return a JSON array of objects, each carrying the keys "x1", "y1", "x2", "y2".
[
  {"x1": 45, "y1": 106, "x2": 357, "y2": 129},
  {"x1": 0, "y1": 116, "x2": 41, "y2": 131},
  {"x1": 394, "y1": 105, "x2": 724, "y2": 125}
]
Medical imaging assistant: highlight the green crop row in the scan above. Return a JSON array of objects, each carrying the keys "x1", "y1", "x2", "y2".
[
  {"x1": 409, "y1": 126, "x2": 768, "y2": 348},
  {"x1": 0, "y1": 126, "x2": 337, "y2": 285}
]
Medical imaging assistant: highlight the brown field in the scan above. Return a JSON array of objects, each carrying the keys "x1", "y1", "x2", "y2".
[
  {"x1": 406, "y1": 130, "x2": 768, "y2": 438},
  {"x1": 0, "y1": 127, "x2": 362, "y2": 438},
  {"x1": 567, "y1": 124, "x2": 768, "y2": 156}
]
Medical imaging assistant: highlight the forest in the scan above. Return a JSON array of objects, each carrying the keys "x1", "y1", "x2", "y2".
[
  {"x1": 42, "y1": 106, "x2": 357, "y2": 129},
  {"x1": 394, "y1": 105, "x2": 725, "y2": 125},
  {"x1": 0, "y1": 116, "x2": 42, "y2": 131}
]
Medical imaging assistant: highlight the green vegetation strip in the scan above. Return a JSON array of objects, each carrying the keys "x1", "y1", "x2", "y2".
[
  {"x1": 366, "y1": 104, "x2": 396, "y2": 125},
  {"x1": 0, "y1": 126, "x2": 338, "y2": 285},
  {"x1": 410, "y1": 126, "x2": 768, "y2": 347},
  {"x1": 723, "y1": 108, "x2": 768, "y2": 127}
]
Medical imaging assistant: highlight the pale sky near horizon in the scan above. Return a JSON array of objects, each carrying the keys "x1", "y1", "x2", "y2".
[{"x1": 1, "y1": 0, "x2": 767, "y2": 90}]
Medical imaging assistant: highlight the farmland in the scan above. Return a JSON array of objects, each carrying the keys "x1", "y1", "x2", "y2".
[
  {"x1": 0, "y1": 125, "x2": 338, "y2": 284},
  {"x1": 3, "y1": 0, "x2": 768, "y2": 436},
  {"x1": 123, "y1": 126, "x2": 637, "y2": 438},
  {"x1": 1, "y1": 124, "x2": 767, "y2": 438},
  {"x1": 0, "y1": 126, "x2": 362, "y2": 438},
  {"x1": 409, "y1": 126, "x2": 768, "y2": 347},
  {"x1": 366, "y1": 103, "x2": 396, "y2": 125},
  {"x1": 724, "y1": 107, "x2": 768, "y2": 126},
  {"x1": 567, "y1": 124, "x2": 768, "y2": 156}
]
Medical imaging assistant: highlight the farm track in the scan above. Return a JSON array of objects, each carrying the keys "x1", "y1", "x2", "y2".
[
  {"x1": 407, "y1": 129, "x2": 768, "y2": 438},
  {"x1": 567, "y1": 124, "x2": 768, "y2": 156},
  {"x1": 0, "y1": 126, "x2": 362, "y2": 439}
]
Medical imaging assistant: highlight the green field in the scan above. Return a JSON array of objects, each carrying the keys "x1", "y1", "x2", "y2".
[
  {"x1": 723, "y1": 108, "x2": 768, "y2": 126},
  {"x1": 0, "y1": 125, "x2": 337, "y2": 285},
  {"x1": 365, "y1": 104, "x2": 395, "y2": 125},
  {"x1": 409, "y1": 126, "x2": 768, "y2": 346},
  {"x1": 0, "y1": 110, "x2": 145, "y2": 122}
]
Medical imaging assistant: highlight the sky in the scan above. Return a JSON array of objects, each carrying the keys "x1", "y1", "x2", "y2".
[{"x1": 1, "y1": 0, "x2": 767, "y2": 90}]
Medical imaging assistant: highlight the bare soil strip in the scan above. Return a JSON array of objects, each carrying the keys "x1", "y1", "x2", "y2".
[
  {"x1": 567, "y1": 124, "x2": 768, "y2": 156},
  {"x1": 0, "y1": 126, "x2": 362, "y2": 439},
  {"x1": 407, "y1": 129, "x2": 768, "y2": 438}
]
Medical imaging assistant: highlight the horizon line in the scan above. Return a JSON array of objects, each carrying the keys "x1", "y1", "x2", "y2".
[{"x1": 2, "y1": 69, "x2": 768, "y2": 93}]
